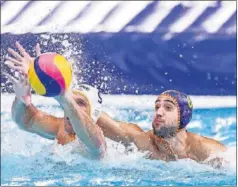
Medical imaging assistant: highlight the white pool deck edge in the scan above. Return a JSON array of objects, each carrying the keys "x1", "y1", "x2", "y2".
[{"x1": 1, "y1": 93, "x2": 236, "y2": 109}]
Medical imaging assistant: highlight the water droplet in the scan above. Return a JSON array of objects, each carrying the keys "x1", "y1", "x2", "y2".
[{"x1": 103, "y1": 77, "x2": 108, "y2": 81}]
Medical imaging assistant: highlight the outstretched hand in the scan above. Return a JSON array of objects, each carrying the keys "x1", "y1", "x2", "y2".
[
  {"x1": 4, "y1": 41, "x2": 42, "y2": 106},
  {"x1": 5, "y1": 41, "x2": 41, "y2": 75}
]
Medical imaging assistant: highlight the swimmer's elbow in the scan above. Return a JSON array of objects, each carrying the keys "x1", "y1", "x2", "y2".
[
  {"x1": 89, "y1": 127, "x2": 107, "y2": 159},
  {"x1": 13, "y1": 110, "x2": 37, "y2": 132},
  {"x1": 87, "y1": 146, "x2": 105, "y2": 160},
  {"x1": 11, "y1": 100, "x2": 22, "y2": 125},
  {"x1": 89, "y1": 140, "x2": 107, "y2": 160},
  {"x1": 11, "y1": 108, "x2": 27, "y2": 131},
  {"x1": 11, "y1": 98, "x2": 35, "y2": 131},
  {"x1": 96, "y1": 145, "x2": 107, "y2": 159},
  {"x1": 12, "y1": 105, "x2": 38, "y2": 133}
]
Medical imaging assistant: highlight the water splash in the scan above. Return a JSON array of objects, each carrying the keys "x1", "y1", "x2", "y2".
[{"x1": 1, "y1": 94, "x2": 236, "y2": 186}]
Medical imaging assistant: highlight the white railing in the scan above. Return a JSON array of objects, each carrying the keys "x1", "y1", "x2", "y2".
[{"x1": 1, "y1": 1, "x2": 236, "y2": 36}]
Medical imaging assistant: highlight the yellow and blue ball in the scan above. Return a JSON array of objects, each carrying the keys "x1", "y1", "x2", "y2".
[{"x1": 28, "y1": 53, "x2": 72, "y2": 97}]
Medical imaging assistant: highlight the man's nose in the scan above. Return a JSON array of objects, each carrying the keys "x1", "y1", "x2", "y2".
[{"x1": 156, "y1": 107, "x2": 164, "y2": 117}]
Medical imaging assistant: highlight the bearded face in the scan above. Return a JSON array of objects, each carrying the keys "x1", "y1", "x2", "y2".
[{"x1": 152, "y1": 95, "x2": 179, "y2": 138}]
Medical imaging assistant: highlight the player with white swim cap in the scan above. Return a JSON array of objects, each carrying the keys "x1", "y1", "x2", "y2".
[
  {"x1": 5, "y1": 42, "x2": 227, "y2": 167},
  {"x1": 5, "y1": 42, "x2": 106, "y2": 159}
]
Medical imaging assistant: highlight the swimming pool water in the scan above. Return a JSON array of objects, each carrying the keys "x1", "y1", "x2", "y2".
[{"x1": 1, "y1": 94, "x2": 236, "y2": 186}]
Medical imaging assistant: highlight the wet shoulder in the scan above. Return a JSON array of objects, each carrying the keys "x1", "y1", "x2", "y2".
[
  {"x1": 186, "y1": 131, "x2": 226, "y2": 160},
  {"x1": 187, "y1": 131, "x2": 225, "y2": 147}
]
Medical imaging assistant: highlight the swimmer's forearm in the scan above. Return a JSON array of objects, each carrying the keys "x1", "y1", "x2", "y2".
[
  {"x1": 12, "y1": 97, "x2": 34, "y2": 131},
  {"x1": 97, "y1": 112, "x2": 132, "y2": 145},
  {"x1": 12, "y1": 97, "x2": 59, "y2": 139},
  {"x1": 57, "y1": 95, "x2": 106, "y2": 158}
]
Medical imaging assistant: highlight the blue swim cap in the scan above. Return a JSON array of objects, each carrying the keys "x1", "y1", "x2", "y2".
[{"x1": 160, "y1": 90, "x2": 193, "y2": 129}]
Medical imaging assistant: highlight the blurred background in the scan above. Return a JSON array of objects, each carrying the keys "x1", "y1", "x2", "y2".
[{"x1": 1, "y1": 1, "x2": 236, "y2": 96}]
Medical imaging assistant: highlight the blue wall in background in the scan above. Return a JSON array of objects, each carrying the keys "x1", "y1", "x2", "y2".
[{"x1": 1, "y1": 32, "x2": 236, "y2": 95}]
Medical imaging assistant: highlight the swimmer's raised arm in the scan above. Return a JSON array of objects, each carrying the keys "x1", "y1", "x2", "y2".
[
  {"x1": 7, "y1": 73, "x2": 63, "y2": 139},
  {"x1": 5, "y1": 42, "x2": 63, "y2": 139},
  {"x1": 56, "y1": 89, "x2": 106, "y2": 159},
  {"x1": 97, "y1": 112, "x2": 144, "y2": 146},
  {"x1": 75, "y1": 84, "x2": 144, "y2": 147}
]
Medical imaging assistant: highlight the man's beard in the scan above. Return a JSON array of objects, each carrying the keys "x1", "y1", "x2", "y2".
[{"x1": 153, "y1": 125, "x2": 177, "y2": 138}]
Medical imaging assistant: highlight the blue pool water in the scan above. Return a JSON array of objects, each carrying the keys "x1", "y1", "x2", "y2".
[{"x1": 1, "y1": 94, "x2": 236, "y2": 186}]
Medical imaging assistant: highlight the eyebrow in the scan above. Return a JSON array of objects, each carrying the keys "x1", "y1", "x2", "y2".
[{"x1": 155, "y1": 99, "x2": 176, "y2": 106}]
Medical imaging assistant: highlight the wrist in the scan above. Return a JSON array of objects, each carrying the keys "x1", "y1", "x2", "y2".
[
  {"x1": 55, "y1": 87, "x2": 72, "y2": 101},
  {"x1": 17, "y1": 95, "x2": 32, "y2": 106},
  {"x1": 55, "y1": 92, "x2": 73, "y2": 109},
  {"x1": 24, "y1": 98, "x2": 32, "y2": 106}
]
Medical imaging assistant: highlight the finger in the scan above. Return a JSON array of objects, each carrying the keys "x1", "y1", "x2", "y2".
[
  {"x1": 16, "y1": 41, "x2": 31, "y2": 59},
  {"x1": 5, "y1": 56, "x2": 22, "y2": 66},
  {"x1": 7, "y1": 48, "x2": 22, "y2": 61},
  {"x1": 36, "y1": 43, "x2": 41, "y2": 56},
  {"x1": 5, "y1": 61, "x2": 22, "y2": 72},
  {"x1": 3, "y1": 72, "x2": 18, "y2": 84}
]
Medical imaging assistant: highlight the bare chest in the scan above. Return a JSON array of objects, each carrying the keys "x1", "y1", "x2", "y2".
[
  {"x1": 147, "y1": 143, "x2": 178, "y2": 161},
  {"x1": 137, "y1": 133, "x2": 192, "y2": 161}
]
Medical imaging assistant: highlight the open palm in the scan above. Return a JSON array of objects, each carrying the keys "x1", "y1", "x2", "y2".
[
  {"x1": 5, "y1": 41, "x2": 41, "y2": 75},
  {"x1": 4, "y1": 41, "x2": 42, "y2": 105}
]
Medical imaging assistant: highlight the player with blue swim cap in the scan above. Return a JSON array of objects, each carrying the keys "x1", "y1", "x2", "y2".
[
  {"x1": 5, "y1": 42, "x2": 227, "y2": 167},
  {"x1": 159, "y1": 90, "x2": 193, "y2": 129}
]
